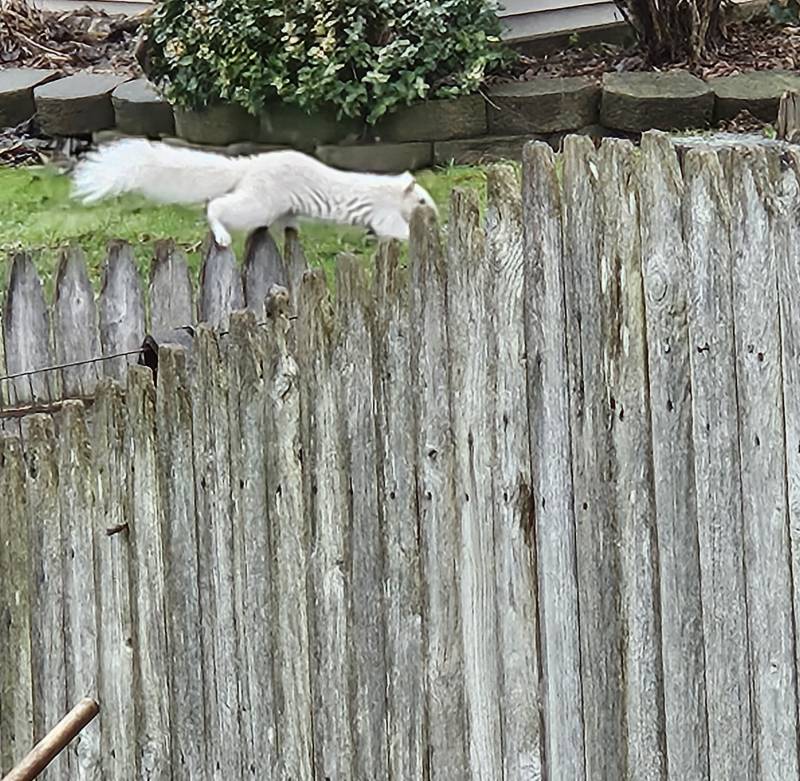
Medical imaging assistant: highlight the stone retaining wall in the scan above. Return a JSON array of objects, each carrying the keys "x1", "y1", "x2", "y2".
[{"x1": 1, "y1": 66, "x2": 799, "y2": 170}]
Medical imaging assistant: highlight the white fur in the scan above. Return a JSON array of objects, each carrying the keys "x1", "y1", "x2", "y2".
[{"x1": 72, "y1": 138, "x2": 437, "y2": 246}]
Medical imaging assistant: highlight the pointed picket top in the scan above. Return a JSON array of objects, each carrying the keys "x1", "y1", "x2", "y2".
[
  {"x1": 199, "y1": 234, "x2": 244, "y2": 329},
  {"x1": 149, "y1": 239, "x2": 194, "y2": 336},
  {"x1": 244, "y1": 228, "x2": 287, "y2": 318}
]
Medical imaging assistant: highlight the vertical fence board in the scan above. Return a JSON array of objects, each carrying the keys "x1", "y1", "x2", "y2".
[
  {"x1": 373, "y1": 243, "x2": 425, "y2": 781},
  {"x1": 522, "y1": 141, "x2": 585, "y2": 781},
  {"x1": 92, "y1": 380, "x2": 136, "y2": 781},
  {"x1": 149, "y1": 241, "x2": 194, "y2": 336},
  {"x1": 54, "y1": 247, "x2": 101, "y2": 397},
  {"x1": 598, "y1": 140, "x2": 666, "y2": 780},
  {"x1": 24, "y1": 415, "x2": 68, "y2": 779},
  {"x1": 683, "y1": 148, "x2": 755, "y2": 780},
  {"x1": 191, "y1": 327, "x2": 243, "y2": 779},
  {"x1": 58, "y1": 402, "x2": 101, "y2": 781},
  {"x1": 562, "y1": 135, "x2": 625, "y2": 780},
  {"x1": 228, "y1": 311, "x2": 275, "y2": 780},
  {"x1": 409, "y1": 208, "x2": 468, "y2": 778},
  {"x1": 485, "y1": 165, "x2": 543, "y2": 780},
  {"x1": 446, "y1": 190, "x2": 502, "y2": 779},
  {"x1": 2, "y1": 253, "x2": 54, "y2": 405},
  {"x1": 263, "y1": 289, "x2": 314, "y2": 780},
  {"x1": 154, "y1": 348, "x2": 206, "y2": 781},
  {"x1": 284, "y1": 230, "x2": 310, "y2": 306},
  {"x1": 335, "y1": 257, "x2": 388, "y2": 781},
  {"x1": 244, "y1": 229, "x2": 287, "y2": 317},
  {"x1": 778, "y1": 150, "x2": 800, "y2": 765},
  {"x1": 639, "y1": 132, "x2": 710, "y2": 780},
  {"x1": 0, "y1": 435, "x2": 33, "y2": 773},
  {"x1": 297, "y1": 271, "x2": 354, "y2": 781},
  {"x1": 728, "y1": 148, "x2": 800, "y2": 779},
  {"x1": 99, "y1": 241, "x2": 145, "y2": 380},
  {"x1": 127, "y1": 368, "x2": 171, "y2": 780},
  {"x1": 199, "y1": 239, "x2": 244, "y2": 328}
]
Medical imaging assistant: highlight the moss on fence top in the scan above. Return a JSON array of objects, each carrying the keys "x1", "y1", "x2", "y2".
[{"x1": 0, "y1": 163, "x2": 490, "y2": 292}]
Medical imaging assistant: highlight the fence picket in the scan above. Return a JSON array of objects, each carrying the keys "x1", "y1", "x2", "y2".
[
  {"x1": 199, "y1": 238, "x2": 244, "y2": 328},
  {"x1": 244, "y1": 228, "x2": 287, "y2": 316},
  {"x1": 149, "y1": 240, "x2": 194, "y2": 336}
]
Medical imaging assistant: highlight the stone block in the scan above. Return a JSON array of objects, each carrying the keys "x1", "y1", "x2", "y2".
[
  {"x1": 487, "y1": 76, "x2": 600, "y2": 134},
  {"x1": 434, "y1": 134, "x2": 542, "y2": 165},
  {"x1": 0, "y1": 68, "x2": 59, "y2": 128},
  {"x1": 34, "y1": 73, "x2": 129, "y2": 135},
  {"x1": 174, "y1": 103, "x2": 259, "y2": 145},
  {"x1": 373, "y1": 94, "x2": 487, "y2": 142},
  {"x1": 601, "y1": 70, "x2": 713, "y2": 131},
  {"x1": 710, "y1": 71, "x2": 800, "y2": 122},
  {"x1": 316, "y1": 141, "x2": 433, "y2": 173},
  {"x1": 112, "y1": 78, "x2": 174, "y2": 137},
  {"x1": 258, "y1": 103, "x2": 362, "y2": 148}
]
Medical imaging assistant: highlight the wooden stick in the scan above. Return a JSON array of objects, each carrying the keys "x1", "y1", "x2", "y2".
[
  {"x1": 1, "y1": 698, "x2": 99, "y2": 781},
  {"x1": 777, "y1": 89, "x2": 800, "y2": 144}
]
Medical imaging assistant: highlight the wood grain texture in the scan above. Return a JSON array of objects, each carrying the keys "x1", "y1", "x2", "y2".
[
  {"x1": 91, "y1": 380, "x2": 136, "y2": 781},
  {"x1": 199, "y1": 237, "x2": 244, "y2": 328},
  {"x1": 149, "y1": 240, "x2": 194, "y2": 336},
  {"x1": 683, "y1": 147, "x2": 755, "y2": 780},
  {"x1": 639, "y1": 132, "x2": 709, "y2": 780},
  {"x1": 485, "y1": 164, "x2": 542, "y2": 781},
  {"x1": 244, "y1": 228, "x2": 288, "y2": 317},
  {"x1": 126, "y1": 368, "x2": 171, "y2": 780},
  {"x1": 522, "y1": 140, "x2": 585, "y2": 781},
  {"x1": 372, "y1": 242, "x2": 425, "y2": 781},
  {"x1": 597, "y1": 139, "x2": 666, "y2": 781},
  {"x1": 727, "y1": 147, "x2": 799, "y2": 780},
  {"x1": 296, "y1": 270, "x2": 353, "y2": 781},
  {"x1": 154, "y1": 348, "x2": 206, "y2": 781},
  {"x1": 335, "y1": 256, "x2": 388, "y2": 781},
  {"x1": 445, "y1": 188, "x2": 502, "y2": 780}
]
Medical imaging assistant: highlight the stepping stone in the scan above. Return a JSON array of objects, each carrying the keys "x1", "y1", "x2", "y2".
[
  {"x1": 487, "y1": 76, "x2": 600, "y2": 134},
  {"x1": 258, "y1": 103, "x2": 362, "y2": 149},
  {"x1": 35, "y1": 73, "x2": 129, "y2": 135},
  {"x1": 173, "y1": 103, "x2": 259, "y2": 145},
  {"x1": 374, "y1": 95, "x2": 487, "y2": 142},
  {"x1": 709, "y1": 71, "x2": 800, "y2": 122},
  {"x1": 434, "y1": 134, "x2": 543, "y2": 165},
  {"x1": 0, "y1": 68, "x2": 60, "y2": 128},
  {"x1": 316, "y1": 141, "x2": 433, "y2": 173},
  {"x1": 112, "y1": 78, "x2": 174, "y2": 137},
  {"x1": 601, "y1": 70, "x2": 713, "y2": 132}
]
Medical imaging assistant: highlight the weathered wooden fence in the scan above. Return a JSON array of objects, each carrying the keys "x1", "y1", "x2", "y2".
[{"x1": 2, "y1": 130, "x2": 800, "y2": 780}]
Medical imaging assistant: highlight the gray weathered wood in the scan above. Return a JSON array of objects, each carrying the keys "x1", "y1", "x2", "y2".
[
  {"x1": 283, "y1": 229, "x2": 310, "y2": 308},
  {"x1": 91, "y1": 380, "x2": 136, "y2": 781},
  {"x1": 263, "y1": 287, "x2": 314, "y2": 780},
  {"x1": 777, "y1": 89, "x2": 800, "y2": 143},
  {"x1": 154, "y1": 348, "x2": 206, "y2": 781},
  {"x1": 409, "y1": 207, "x2": 468, "y2": 779},
  {"x1": 244, "y1": 228, "x2": 287, "y2": 317},
  {"x1": 445, "y1": 189, "x2": 502, "y2": 780},
  {"x1": 54, "y1": 246, "x2": 101, "y2": 398},
  {"x1": 198, "y1": 237, "x2": 244, "y2": 328},
  {"x1": 0, "y1": 434, "x2": 33, "y2": 774},
  {"x1": 99, "y1": 240, "x2": 145, "y2": 381},
  {"x1": 778, "y1": 149, "x2": 800, "y2": 777},
  {"x1": 57, "y1": 401, "x2": 101, "y2": 781},
  {"x1": 2, "y1": 253, "x2": 54, "y2": 405},
  {"x1": 149, "y1": 240, "x2": 194, "y2": 336},
  {"x1": 296, "y1": 270, "x2": 354, "y2": 781},
  {"x1": 127, "y1": 368, "x2": 171, "y2": 780},
  {"x1": 227, "y1": 311, "x2": 275, "y2": 779},
  {"x1": 24, "y1": 415, "x2": 68, "y2": 780},
  {"x1": 522, "y1": 141, "x2": 585, "y2": 781},
  {"x1": 372, "y1": 242, "x2": 425, "y2": 781},
  {"x1": 597, "y1": 139, "x2": 666, "y2": 781},
  {"x1": 561, "y1": 135, "x2": 624, "y2": 781},
  {"x1": 639, "y1": 131, "x2": 709, "y2": 780},
  {"x1": 335, "y1": 256, "x2": 388, "y2": 781},
  {"x1": 683, "y1": 147, "x2": 755, "y2": 780},
  {"x1": 727, "y1": 147, "x2": 800, "y2": 780},
  {"x1": 191, "y1": 327, "x2": 243, "y2": 779},
  {"x1": 484, "y1": 164, "x2": 543, "y2": 781}
]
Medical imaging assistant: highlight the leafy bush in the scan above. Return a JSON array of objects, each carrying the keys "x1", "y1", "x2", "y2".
[{"x1": 144, "y1": 0, "x2": 512, "y2": 124}]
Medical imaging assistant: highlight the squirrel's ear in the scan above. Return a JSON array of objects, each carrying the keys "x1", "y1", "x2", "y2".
[{"x1": 398, "y1": 171, "x2": 416, "y2": 193}]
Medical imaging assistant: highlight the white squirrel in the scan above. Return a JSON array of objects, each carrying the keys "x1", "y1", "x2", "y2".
[{"x1": 72, "y1": 138, "x2": 437, "y2": 247}]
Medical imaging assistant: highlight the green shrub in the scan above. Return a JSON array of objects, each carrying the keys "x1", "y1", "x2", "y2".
[{"x1": 144, "y1": 0, "x2": 513, "y2": 124}]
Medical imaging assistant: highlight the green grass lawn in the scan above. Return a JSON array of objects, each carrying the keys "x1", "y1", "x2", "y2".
[{"x1": 0, "y1": 163, "x2": 490, "y2": 294}]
